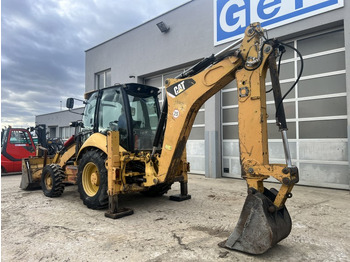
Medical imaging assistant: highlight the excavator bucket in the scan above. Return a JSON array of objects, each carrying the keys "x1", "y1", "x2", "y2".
[
  {"x1": 221, "y1": 188, "x2": 292, "y2": 255},
  {"x1": 20, "y1": 158, "x2": 41, "y2": 190}
]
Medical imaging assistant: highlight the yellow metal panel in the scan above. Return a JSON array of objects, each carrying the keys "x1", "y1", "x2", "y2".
[
  {"x1": 77, "y1": 132, "x2": 126, "y2": 160},
  {"x1": 106, "y1": 131, "x2": 120, "y2": 195},
  {"x1": 58, "y1": 145, "x2": 76, "y2": 167}
]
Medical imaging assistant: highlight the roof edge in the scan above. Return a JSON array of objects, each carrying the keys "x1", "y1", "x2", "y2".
[{"x1": 35, "y1": 107, "x2": 85, "y2": 118}]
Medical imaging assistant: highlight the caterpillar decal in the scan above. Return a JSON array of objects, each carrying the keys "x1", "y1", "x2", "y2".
[{"x1": 166, "y1": 79, "x2": 196, "y2": 98}]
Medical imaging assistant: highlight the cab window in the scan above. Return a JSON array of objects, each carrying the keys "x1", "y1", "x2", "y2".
[
  {"x1": 82, "y1": 93, "x2": 98, "y2": 131},
  {"x1": 98, "y1": 87, "x2": 124, "y2": 132},
  {"x1": 9, "y1": 130, "x2": 32, "y2": 145},
  {"x1": 98, "y1": 87, "x2": 129, "y2": 149},
  {"x1": 128, "y1": 94, "x2": 159, "y2": 150}
]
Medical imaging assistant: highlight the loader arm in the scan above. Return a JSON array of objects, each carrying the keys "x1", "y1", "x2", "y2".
[{"x1": 155, "y1": 23, "x2": 299, "y2": 254}]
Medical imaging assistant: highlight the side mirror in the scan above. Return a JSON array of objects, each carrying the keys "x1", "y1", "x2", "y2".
[{"x1": 66, "y1": 98, "x2": 74, "y2": 109}]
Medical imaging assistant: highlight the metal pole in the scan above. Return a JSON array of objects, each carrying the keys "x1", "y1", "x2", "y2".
[{"x1": 281, "y1": 130, "x2": 293, "y2": 167}]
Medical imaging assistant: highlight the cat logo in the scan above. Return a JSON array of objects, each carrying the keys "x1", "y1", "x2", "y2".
[
  {"x1": 174, "y1": 81, "x2": 186, "y2": 96},
  {"x1": 166, "y1": 79, "x2": 196, "y2": 98}
]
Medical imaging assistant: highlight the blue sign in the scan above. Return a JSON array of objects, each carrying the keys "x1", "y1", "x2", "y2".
[{"x1": 214, "y1": 0, "x2": 344, "y2": 45}]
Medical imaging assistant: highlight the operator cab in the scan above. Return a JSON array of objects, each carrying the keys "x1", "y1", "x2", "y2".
[{"x1": 82, "y1": 83, "x2": 160, "y2": 152}]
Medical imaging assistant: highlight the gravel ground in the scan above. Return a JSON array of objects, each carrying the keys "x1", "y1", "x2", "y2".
[{"x1": 1, "y1": 174, "x2": 349, "y2": 261}]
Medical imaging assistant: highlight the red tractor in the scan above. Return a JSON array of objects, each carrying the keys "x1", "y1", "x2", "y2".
[
  {"x1": 1, "y1": 127, "x2": 36, "y2": 174},
  {"x1": 1, "y1": 125, "x2": 63, "y2": 174}
]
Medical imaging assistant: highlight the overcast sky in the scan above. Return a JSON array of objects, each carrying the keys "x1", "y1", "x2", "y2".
[{"x1": 1, "y1": 0, "x2": 190, "y2": 128}]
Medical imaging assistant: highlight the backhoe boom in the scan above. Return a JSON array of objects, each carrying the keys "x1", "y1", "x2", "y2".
[{"x1": 152, "y1": 22, "x2": 299, "y2": 254}]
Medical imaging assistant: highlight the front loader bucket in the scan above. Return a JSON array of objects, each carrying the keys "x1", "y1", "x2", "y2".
[
  {"x1": 20, "y1": 159, "x2": 41, "y2": 190},
  {"x1": 221, "y1": 188, "x2": 292, "y2": 255}
]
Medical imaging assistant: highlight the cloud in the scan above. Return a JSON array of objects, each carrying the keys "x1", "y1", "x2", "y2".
[{"x1": 1, "y1": 0, "x2": 190, "y2": 128}]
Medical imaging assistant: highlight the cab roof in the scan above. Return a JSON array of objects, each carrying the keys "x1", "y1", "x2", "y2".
[{"x1": 84, "y1": 83, "x2": 159, "y2": 100}]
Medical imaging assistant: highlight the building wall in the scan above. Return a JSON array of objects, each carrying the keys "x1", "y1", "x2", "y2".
[
  {"x1": 85, "y1": 0, "x2": 349, "y2": 189},
  {"x1": 36, "y1": 107, "x2": 84, "y2": 140},
  {"x1": 85, "y1": 0, "x2": 216, "y2": 89},
  {"x1": 85, "y1": 0, "x2": 347, "y2": 90}
]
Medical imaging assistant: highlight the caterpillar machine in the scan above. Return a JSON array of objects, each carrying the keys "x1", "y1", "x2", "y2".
[{"x1": 20, "y1": 23, "x2": 300, "y2": 254}]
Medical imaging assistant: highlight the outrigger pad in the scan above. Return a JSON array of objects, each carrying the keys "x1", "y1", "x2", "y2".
[
  {"x1": 221, "y1": 188, "x2": 292, "y2": 255},
  {"x1": 169, "y1": 194, "x2": 191, "y2": 202},
  {"x1": 105, "y1": 208, "x2": 134, "y2": 219}
]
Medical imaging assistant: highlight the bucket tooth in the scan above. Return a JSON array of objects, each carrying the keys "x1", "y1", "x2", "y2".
[{"x1": 222, "y1": 188, "x2": 292, "y2": 255}]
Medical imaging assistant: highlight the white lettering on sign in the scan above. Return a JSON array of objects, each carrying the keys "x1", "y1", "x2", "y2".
[
  {"x1": 173, "y1": 81, "x2": 186, "y2": 96},
  {"x1": 214, "y1": 0, "x2": 344, "y2": 45}
]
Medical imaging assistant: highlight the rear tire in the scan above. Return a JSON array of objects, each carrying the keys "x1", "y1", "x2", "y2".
[
  {"x1": 77, "y1": 149, "x2": 108, "y2": 209},
  {"x1": 41, "y1": 164, "x2": 65, "y2": 197}
]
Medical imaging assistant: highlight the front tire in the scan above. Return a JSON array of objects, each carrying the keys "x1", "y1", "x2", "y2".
[
  {"x1": 41, "y1": 164, "x2": 65, "y2": 197},
  {"x1": 77, "y1": 149, "x2": 108, "y2": 209}
]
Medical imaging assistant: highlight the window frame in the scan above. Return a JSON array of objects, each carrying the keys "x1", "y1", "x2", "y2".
[{"x1": 95, "y1": 69, "x2": 111, "y2": 90}]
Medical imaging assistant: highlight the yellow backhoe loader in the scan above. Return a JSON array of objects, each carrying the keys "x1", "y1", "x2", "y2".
[{"x1": 20, "y1": 23, "x2": 300, "y2": 254}]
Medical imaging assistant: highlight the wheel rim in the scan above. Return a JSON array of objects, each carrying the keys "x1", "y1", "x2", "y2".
[
  {"x1": 82, "y1": 162, "x2": 100, "y2": 197},
  {"x1": 44, "y1": 173, "x2": 53, "y2": 190}
]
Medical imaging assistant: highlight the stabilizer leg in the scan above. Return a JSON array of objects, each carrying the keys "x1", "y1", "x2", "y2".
[
  {"x1": 105, "y1": 194, "x2": 133, "y2": 219},
  {"x1": 169, "y1": 181, "x2": 191, "y2": 202}
]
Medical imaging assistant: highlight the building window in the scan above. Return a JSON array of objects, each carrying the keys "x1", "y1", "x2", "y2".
[
  {"x1": 59, "y1": 126, "x2": 75, "y2": 140},
  {"x1": 95, "y1": 69, "x2": 111, "y2": 89},
  {"x1": 49, "y1": 127, "x2": 57, "y2": 138}
]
